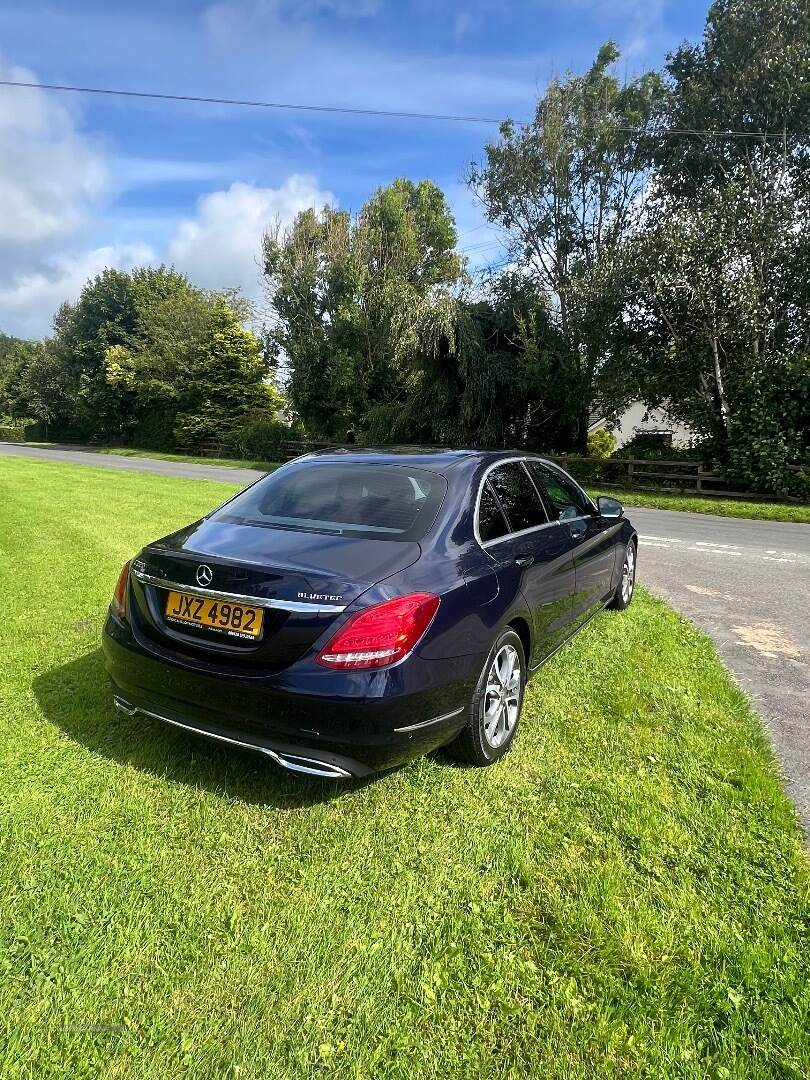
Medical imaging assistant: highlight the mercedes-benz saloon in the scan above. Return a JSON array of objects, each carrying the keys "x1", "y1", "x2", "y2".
[{"x1": 102, "y1": 449, "x2": 637, "y2": 778}]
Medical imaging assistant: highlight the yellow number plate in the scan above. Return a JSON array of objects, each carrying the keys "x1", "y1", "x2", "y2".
[{"x1": 164, "y1": 590, "x2": 264, "y2": 640}]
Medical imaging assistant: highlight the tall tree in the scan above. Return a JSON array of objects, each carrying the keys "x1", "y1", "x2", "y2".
[
  {"x1": 54, "y1": 268, "x2": 141, "y2": 438},
  {"x1": 628, "y1": 0, "x2": 810, "y2": 493},
  {"x1": 468, "y1": 44, "x2": 665, "y2": 450},
  {"x1": 661, "y1": 0, "x2": 810, "y2": 190},
  {"x1": 263, "y1": 178, "x2": 463, "y2": 439},
  {"x1": 104, "y1": 280, "x2": 275, "y2": 450},
  {"x1": 363, "y1": 272, "x2": 570, "y2": 449}
]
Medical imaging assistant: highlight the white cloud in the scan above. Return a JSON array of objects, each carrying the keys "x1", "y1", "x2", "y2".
[
  {"x1": 167, "y1": 176, "x2": 335, "y2": 299},
  {"x1": 0, "y1": 243, "x2": 155, "y2": 339},
  {"x1": 0, "y1": 53, "x2": 333, "y2": 337},
  {"x1": 204, "y1": 0, "x2": 379, "y2": 37},
  {"x1": 0, "y1": 58, "x2": 107, "y2": 248},
  {"x1": 569, "y1": 0, "x2": 665, "y2": 63}
]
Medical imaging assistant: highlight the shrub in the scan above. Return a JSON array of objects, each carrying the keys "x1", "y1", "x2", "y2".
[
  {"x1": 224, "y1": 413, "x2": 289, "y2": 460},
  {"x1": 587, "y1": 428, "x2": 615, "y2": 459},
  {"x1": 172, "y1": 412, "x2": 231, "y2": 450},
  {"x1": 0, "y1": 418, "x2": 33, "y2": 442}
]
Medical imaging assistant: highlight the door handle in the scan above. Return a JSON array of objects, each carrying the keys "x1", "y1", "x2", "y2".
[
  {"x1": 515, "y1": 553, "x2": 534, "y2": 568},
  {"x1": 567, "y1": 520, "x2": 587, "y2": 541}
]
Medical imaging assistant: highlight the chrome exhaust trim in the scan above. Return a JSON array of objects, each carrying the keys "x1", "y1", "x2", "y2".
[
  {"x1": 268, "y1": 752, "x2": 351, "y2": 779},
  {"x1": 112, "y1": 696, "x2": 352, "y2": 779}
]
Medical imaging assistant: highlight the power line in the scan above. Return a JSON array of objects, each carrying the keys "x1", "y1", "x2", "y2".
[
  {"x1": 0, "y1": 79, "x2": 797, "y2": 140},
  {"x1": 0, "y1": 79, "x2": 522, "y2": 125}
]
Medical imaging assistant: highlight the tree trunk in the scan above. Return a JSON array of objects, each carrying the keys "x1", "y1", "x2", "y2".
[{"x1": 709, "y1": 333, "x2": 731, "y2": 433}]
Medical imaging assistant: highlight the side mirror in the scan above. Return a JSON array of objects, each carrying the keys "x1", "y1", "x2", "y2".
[{"x1": 597, "y1": 495, "x2": 624, "y2": 519}]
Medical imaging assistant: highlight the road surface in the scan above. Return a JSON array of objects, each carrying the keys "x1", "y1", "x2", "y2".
[
  {"x1": 3, "y1": 441, "x2": 809, "y2": 828},
  {"x1": 628, "y1": 506, "x2": 810, "y2": 830}
]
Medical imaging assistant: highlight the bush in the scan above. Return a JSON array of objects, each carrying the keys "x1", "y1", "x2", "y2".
[
  {"x1": 586, "y1": 428, "x2": 615, "y2": 459},
  {"x1": 718, "y1": 359, "x2": 810, "y2": 499},
  {"x1": 614, "y1": 432, "x2": 702, "y2": 460},
  {"x1": 0, "y1": 418, "x2": 33, "y2": 442},
  {"x1": 224, "y1": 413, "x2": 289, "y2": 460},
  {"x1": 172, "y1": 412, "x2": 231, "y2": 451},
  {"x1": 132, "y1": 409, "x2": 178, "y2": 452}
]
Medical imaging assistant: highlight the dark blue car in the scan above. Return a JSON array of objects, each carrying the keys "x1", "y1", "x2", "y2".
[{"x1": 103, "y1": 449, "x2": 637, "y2": 778}]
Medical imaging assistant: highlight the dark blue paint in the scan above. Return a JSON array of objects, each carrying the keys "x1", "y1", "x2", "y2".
[{"x1": 102, "y1": 449, "x2": 637, "y2": 775}]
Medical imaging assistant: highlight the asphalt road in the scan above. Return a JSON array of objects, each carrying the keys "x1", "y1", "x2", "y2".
[
  {"x1": 0, "y1": 441, "x2": 267, "y2": 486},
  {"x1": 3, "y1": 442, "x2": 809, "y2": 828}
]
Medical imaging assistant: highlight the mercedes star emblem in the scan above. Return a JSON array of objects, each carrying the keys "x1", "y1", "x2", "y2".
[{"x1": 196, "y1": 564, "x2": 213, "y2": 587}]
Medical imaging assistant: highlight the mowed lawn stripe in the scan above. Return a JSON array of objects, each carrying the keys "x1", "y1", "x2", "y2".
[{"x1": 1, "y1": 455, "x2": 808, "y2": 1079}]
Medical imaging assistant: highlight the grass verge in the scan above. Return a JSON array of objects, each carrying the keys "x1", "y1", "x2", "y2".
[
  {"x1": 25, "y1": 442, "x2": 283, "y2": 473},
  {"x1": 1, "y1": 454, "x2": 808, "y2": 1079},
  {"x1": 19, "y1": 443, "x2": 810, "y2": 522},
  {"x1": 588, "y1": 486, "x2": 810, "y2": 524}
]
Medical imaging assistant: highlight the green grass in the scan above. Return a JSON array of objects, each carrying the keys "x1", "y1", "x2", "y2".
[
  {"x1": 589, "y1": 486, "x2": 810, "y2": 524},
  {"x1": 26, "y1": 442, "x2": 283, "y2": 473},
  {"x1": 1, "y1": 453, "x2": 808, "y2": 1079},
  {"x1": 21, "y1": 442, "x2": 810, "y2": 522}
]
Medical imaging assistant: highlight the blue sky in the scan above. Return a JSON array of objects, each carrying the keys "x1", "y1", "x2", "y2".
[{"x1": 0, "y1": 0, "x2": 708, "y2": 337}]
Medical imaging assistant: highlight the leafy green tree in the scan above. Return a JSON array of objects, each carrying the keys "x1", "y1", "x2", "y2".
[
  {"x1": 54, "y1": 268, "x2": 141, "y2": 438},
  {"x1": 104, "y1": 282, "x2": 278, "y2": 450},
  {"x1": 263, "y1": 178, "x2": 463, "y2": 439},
  {"x1": 469, "y1": 44, "x2": 665, "y2": 450},
  {"x1": 661, "y1": 0, "x2": 810, "y2": 190},
  {"x1": 627, "y1": 0, "x2": 810, "y2": 493},
  {"x1": 0, "y1": 339, "x2": 74, "y2": 437}
]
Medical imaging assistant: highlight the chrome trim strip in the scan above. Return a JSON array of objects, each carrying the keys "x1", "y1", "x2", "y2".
[
  {"x1": 113, "y1": 697, "x2": 352, "y2": 778},
  {"x1": 473, "y1": 455, "x2": 552, "y2": 550},
  {"x1": 394, "y1": 705, "x2": 465, "y2": 733},
  {"x1": 473, "y1": 454, "x2": 601, "y2": 553},
  {"x1": 480, "y1": 519, "x2": 561, "y2": 550},
  {"x1": 132, "y1": 569, "x2": 346, "y2": 613}
]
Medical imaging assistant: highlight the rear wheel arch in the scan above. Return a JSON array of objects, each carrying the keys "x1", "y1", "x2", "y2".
[{"x1": 507, "y1": 616, "x2": 532, "y2": 669}]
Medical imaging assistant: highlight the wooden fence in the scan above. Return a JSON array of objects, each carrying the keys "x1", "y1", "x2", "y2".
[
  {"x1": 280, "y1": 442, "x2": 806, "y2": 502},
  {"x1": 544, "y1": 456, "x2": 808, "y2": 500}
]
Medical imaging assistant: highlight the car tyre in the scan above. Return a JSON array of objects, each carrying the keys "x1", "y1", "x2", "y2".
[
  {"x1": 607, "y1": 539, "x2": 636, "y2": 611},
  {"x1": 446, "y1": 628, "x2": 526, "y2": 767}
]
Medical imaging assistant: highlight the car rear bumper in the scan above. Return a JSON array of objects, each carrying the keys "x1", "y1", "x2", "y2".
[{"x1": 102, "y1": 615, "x2": 476, "y2": 777}]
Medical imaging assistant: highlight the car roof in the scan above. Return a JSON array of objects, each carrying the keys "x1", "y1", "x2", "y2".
[{"x1": 296, "y1": 447, "x2": 558, "y2": 472}]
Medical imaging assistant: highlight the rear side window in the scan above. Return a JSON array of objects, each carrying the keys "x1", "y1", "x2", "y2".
[
  {"x1": 477, "y1": 482, "x2": 510, "y2": 542},
  {"x1": 212, "y1": 462, "x2": 447, "y2": 542},
  {"x1": 485, "y1": 462, "x2": 548, "y2": 535},
  {"x1": 527, "y1": 462, "x2": 592, "y2": 521}
]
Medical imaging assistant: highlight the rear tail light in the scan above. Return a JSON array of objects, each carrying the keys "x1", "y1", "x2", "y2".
[
  {"x1": 111, "y1": 560, "x2": 131, "y2": 618},
  {"x1": 316, "y1": 592, "x2": 440, "y2": 670}
]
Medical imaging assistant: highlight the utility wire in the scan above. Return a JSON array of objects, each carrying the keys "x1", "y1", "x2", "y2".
[
  {"x1": 0, "y1": 79, "x2": 797, "y2": 140},
  {"x1": 0, "y1": 79, "x2": 521, "y2": 124}
]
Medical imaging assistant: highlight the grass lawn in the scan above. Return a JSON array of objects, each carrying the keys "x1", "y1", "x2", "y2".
[
  {"x1": 20, "y1": 442, "x2": 810, "y2": 523},
  {"x1": 588, "y1": 487, "x2": 810, "y2": 524},
  {"x1": 1, "y1": 453, "x2": 808, "y2": 1079},
  {"x1": 26, "y1": 442, "x2": 283, "y2": 474}
]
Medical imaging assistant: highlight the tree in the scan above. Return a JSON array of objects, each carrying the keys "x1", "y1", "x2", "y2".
[
  {"x1": 660, "y1": 0, "x2": 810, "y2": 191},
  {"x1": 0, "y1": 339, "x2": 74, "y2": 436},
  {"x1": 103, "y1": 279, "x2": 277, "y2": 450},
  {"x1": 626, "y1": 0, "x2": 810, "y2": 493},
  {"x1": 263, "y1": 178, "x2": 464, "y2": 439},
  {"x1": 54, "y1": 268, "x2": 141, "y2": 438},
  {"x1": 468, "y1": 44, "x2": 665, "y2": 450}
]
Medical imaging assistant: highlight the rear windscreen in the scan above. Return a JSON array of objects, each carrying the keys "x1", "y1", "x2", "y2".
[{"x1": 212, "y1": 462, "x2": 447, "y2": 541}]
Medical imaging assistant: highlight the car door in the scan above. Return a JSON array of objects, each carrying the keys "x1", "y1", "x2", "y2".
[
  {"x1": 479, "y1": 460, "x2": 578, "y2": 667},
  {"x1": 527, "y1": 461, "x2": 620, "y2": 628}
]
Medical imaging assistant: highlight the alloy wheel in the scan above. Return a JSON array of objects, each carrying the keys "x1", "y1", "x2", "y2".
[
  {"x1": 621, "y1": 543, "x2": 636, "y2": 605},
  {"x1": 481, "y1": 643, "x2": 521, "y2": 749}
]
